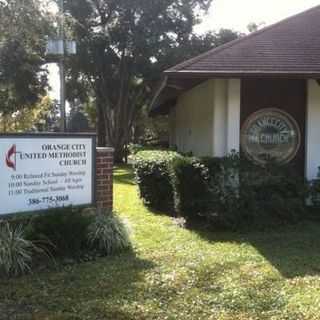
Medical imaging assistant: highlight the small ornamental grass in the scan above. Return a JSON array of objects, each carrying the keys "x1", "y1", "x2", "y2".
[
  {"x1": 0, "y1": 221, "x2": 43, "y2": 277},
  {"x1": 0, "y1": 208, "x2": 133, "y2": 279},
  {"x1": 88, "y1": 211, "x2": 131, "y2": 256}
]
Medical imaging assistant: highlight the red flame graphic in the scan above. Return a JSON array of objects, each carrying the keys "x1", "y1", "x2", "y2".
[{"x1": 6, "y1": 145, "x2": 16, "y2": 171}]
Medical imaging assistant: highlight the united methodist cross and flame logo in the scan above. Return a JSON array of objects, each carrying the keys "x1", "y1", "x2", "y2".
[{"x1": 5, "y1": 145, "x2": 17, "y2": 171}]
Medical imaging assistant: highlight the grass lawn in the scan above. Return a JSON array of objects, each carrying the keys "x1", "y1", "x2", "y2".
[{"x1": 2, "y1": 165, "x2": 320, "y2": 320}]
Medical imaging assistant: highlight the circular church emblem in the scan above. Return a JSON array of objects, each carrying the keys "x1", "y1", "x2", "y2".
[{"x1": 241, "y1": 108, "x2": 301, "y2": 165}]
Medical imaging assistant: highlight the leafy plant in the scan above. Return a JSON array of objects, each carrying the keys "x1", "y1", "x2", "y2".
[
  {"x1": 88, "y1": 211, "x2": 131, "y2": 256},
  {"x1": 0, "y1": 0, "x2": 50, "y2": 120},
  {"x1": 309, "y1": 167, "x2": 320, "y2": 207},
  {"x1": 172, "y1": 157, "x2": 213, "y2": 218},
  {"x1": 27, "y1": 207, "x2": 93, "y2": 258},
  {"x1": 142, "y1": 150, "x2": 309, "y2": 230},
  {"x1": 203, "y1": 154, "x2": 309, "y2": 230},
  {"x1": 0, "y1": 221, "x2": 42, "y2": 277},
  {"x1": 64, "y1": 0, "x2": 224, "y2": 160},
  {"x1": 134, "y1": 150, "x2": 182, "y2": 212}
]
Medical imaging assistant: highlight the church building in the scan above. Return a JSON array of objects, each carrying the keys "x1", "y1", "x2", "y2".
[{"x1": 151, "y1": 5, "x2": 320, "y2": 180}]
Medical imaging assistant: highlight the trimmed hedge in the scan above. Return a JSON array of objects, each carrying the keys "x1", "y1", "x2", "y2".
[
  {"x1": 135, "y1": 150, "x2": 310, "y2": 230},
  {"x1": 134, "y1": 150, "x2": 182, "y2": 212},
  {"x1": 172, "y1": 154, "x2": 309, "y2": 229},
  {"x1": 172, "y1": 157, "x2": 214, "y2": 218},
  {"x1": 310, "y1": 168, "x2": 320, "y2": 207}
]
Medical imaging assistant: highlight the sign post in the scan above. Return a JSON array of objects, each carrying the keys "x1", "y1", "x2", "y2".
[{"x1": 0, "y1": 134, "x2": 96, "y2": 217}]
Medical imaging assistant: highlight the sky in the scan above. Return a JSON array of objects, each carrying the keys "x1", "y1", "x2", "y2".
[
  {"x1": 48, "y1": 0, "x2": 320, "y2": 100},
  {"x1": 196, "y1": 0, "x2": 320, "y2": 34},
  {"x1": 48, "y1": 64, "x2": 59, "y2": 101}
]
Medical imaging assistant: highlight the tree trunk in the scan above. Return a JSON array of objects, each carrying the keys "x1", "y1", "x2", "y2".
[
  {"x1": 114, "y1": 144, "x2": 125, "y2": 163},
  {"x1": 113, "y1": 125, "x2": 127, "y2": 163},
  {"x1": 96, "y1": 99, "x2": 107, "y2": 147},
  {"x1": 95, "y1": 61, "x2": 145, "y2": 162}
]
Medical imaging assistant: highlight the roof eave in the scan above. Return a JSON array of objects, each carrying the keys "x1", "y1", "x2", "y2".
[{"x1": 164, "y1": 70, "x2": 320, "y2": 79}]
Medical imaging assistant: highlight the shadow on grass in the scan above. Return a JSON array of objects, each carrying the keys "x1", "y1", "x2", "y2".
[
  {"x1": 189, "y1": 219, "x2": 320, "y2": 279},
  {"x1": 0, "y1": 252, "x2": 155, "y2": 320},
  {"x1": 147, "y1": 207, "x2": 176, "y2": 218}
]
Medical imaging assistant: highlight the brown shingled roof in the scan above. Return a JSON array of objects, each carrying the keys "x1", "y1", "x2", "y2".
[
  {"x1": 151, "y1": 5, "x2": 320, "y2": 115},
  {"x1": 165, "y1": 5, "x2": 320, "y2": 77}
]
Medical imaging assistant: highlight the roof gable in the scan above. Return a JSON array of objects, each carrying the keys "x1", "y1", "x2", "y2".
[{"x1": 166, "y1": 5, "x2": 320, "y2": 76}]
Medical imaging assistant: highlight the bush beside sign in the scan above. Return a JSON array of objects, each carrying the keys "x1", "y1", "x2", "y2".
[{"x1": 0, "y1": 134, "x2": 96, "y2": 216}]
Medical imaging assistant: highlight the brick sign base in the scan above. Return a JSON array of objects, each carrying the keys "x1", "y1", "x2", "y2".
[{"x1": 96, "y1": 147, "x2": 114, "y2": 210}]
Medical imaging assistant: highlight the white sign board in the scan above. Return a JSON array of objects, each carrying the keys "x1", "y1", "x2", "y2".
[{"x1": 0, "y1": 134, "x2": 96, "y2": 216}]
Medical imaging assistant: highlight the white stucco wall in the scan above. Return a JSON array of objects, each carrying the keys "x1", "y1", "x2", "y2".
[
  {"x1": 212, "y1": 79, "x2": 228, "y2": 157},
  {"x1": 169, "y1": 80, "x2": 214, "y2": 156},
  {"x1": 169, "y1": 79, "x2": 241, "y2": 157},
  {"x1": 306, "y1": 79, "x2": 320, "y2": 180},
  {"x1": 169, "y1": 78, "x2": 320, "y2": 181},
  {"x1": 227, "y1": 79, "x2": 241, "y2": 153}
]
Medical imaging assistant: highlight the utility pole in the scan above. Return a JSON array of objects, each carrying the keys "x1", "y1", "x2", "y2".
[
  {"x1": 46, "y1": 0, "x2": 76, "y2": 131},
  {"x1": 58, "y1": 0, "x2": 66, "y2": 132}
]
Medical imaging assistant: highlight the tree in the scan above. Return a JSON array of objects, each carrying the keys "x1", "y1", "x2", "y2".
[
  {"x1": 247, "y1": 22, "x2": 265, "y2": 33},
  {"x1": 153, "y1": 28, "x2": 240, "y2": 73},
  {"x1": 0, "y1": 0, "x2": 50, "y2": 127},
  {"x1": 64, "y1": 0, "x2": 218, "y2": 161},
  {"x1": 133, "y1": 28, "x2": 240, "y2": 146},
  {"x1": 0, "y1": 96, "x2": 60, "y2": 132}
]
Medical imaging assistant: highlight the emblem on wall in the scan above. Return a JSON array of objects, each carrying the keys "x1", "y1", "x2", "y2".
[
  {"x1": 5, "y1": 144, "x2": 17, "y2": 171},
  {"x1": 241, "y1": 108, "x2": 301, "y2": 165}
]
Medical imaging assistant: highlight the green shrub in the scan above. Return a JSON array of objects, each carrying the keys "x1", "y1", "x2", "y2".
[
  {"x1": 134, "y1": 149, "x2": 309, "y2": 230},
  {"x1": 172, "y1": 157, "x2": 213, "y2": 218},
  {"x1": 205, "y1": 156, "x2": 309, "y2": 230},
  {"x1": 201, "y1": 157, "x2": 223, "y2": 179},
  {"x1": 26, "y1": 207, "x2": 93, "y2": 258},
  {"x1": 88, "y1": 210, "x2": 131, "y2": 256},
  {"x1": 309, "y1": 167, "x2": 320, "y2": 207},
  {"x1": 0, "y1": 221, "x2": 43, "y2": 277},
  {"x1": 0, "y1": 208, "x2": 133, "y2": 274},
  {"x1": 134, "y1": 150, "x2": 181, "y2": 212},
  {"x1": 172, "y1": 155, "x2": 240, "y2": 222},
  {"x1": 128, "y1": 143, "x2": 144, "y2": 155},
  {"x1": 172, "y1": 152, "x2": 309, "y2": 230}
]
